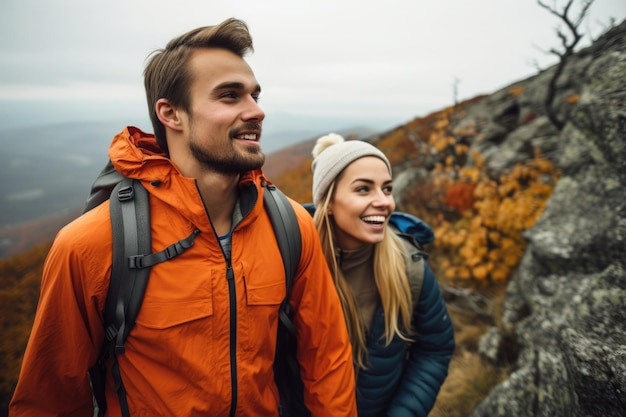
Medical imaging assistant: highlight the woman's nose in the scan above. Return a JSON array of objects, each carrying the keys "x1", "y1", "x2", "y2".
[{"x1": 372, "y1": 190, "x2": 393, "y2": 207}]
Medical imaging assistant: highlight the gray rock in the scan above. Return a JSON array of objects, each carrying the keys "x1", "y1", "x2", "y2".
[{"x1": 468, "y1": 19, "x2": 626, "y2": 417}]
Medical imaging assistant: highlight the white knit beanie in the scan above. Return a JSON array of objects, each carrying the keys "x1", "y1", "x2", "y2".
[{"x1": 311, "y1": 133, "x2": 392, "y2": 207}]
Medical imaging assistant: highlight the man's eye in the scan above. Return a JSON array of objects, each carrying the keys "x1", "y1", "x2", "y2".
[
  {"x1": 221, "y1": 92, "x2": 238, "y2": 99},
  {"x1": 252, "y1": 94, "x2": 261, "y2": 103}
]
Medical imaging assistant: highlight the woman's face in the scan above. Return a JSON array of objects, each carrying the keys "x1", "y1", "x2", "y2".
[{"x1": 329, "y1": 156, "x2": 395, "y2": 250}]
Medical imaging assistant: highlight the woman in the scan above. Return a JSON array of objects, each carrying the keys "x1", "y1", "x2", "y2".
[{"x1": 310, "y1": 133, "x2": 455, "y2": 417}]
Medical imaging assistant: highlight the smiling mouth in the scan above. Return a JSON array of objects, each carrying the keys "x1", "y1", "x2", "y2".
[
  {"x1": 236, "y1": 133, "x2": 259, "y2": 141},
  {"x1": 362, "y1": 215, "x2": 386, "y2": 224}
]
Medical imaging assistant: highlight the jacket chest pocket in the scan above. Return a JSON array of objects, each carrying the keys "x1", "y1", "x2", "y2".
[
  {"x1": 134, "y1": 268, "x2": 213, "y2": 329},
  {"x1": 242, "y1": 259, "x2": 286, "y2": 306},
  {"x1": 240, "y1": 264, "x2": 286, "y2": 355}
]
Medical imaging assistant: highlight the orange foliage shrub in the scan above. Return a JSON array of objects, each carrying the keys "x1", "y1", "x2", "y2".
[
  {"x1": 508, "y1": 85, "x2": 525, "y2": 97},
  {"x1": 0, "y1": 242, "x2": 51, "y2": 407},
  {"x1": 444, "y1": 183, "x2": 477, "y2": 213},
  {"x1": 567, "y1": 93, "x2": 580, "y2": 104},
  {"x1": 419, "y1": 111, "x2": 560, "y2": 286},
  {"x1": 434, "y1": 150, "x2": 559, "y2": 285},
  {"x1": 377, "y1": 128, "x2": 421, "y2": 165}
]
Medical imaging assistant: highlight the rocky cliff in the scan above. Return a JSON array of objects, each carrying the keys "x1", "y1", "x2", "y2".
[{"x1": 459, "y1": 20, "x2": 626, "y2": 417}]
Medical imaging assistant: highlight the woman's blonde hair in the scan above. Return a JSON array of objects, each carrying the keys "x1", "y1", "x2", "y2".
[{"x1": 314, "y1": 181, "x2": 414, "y2": 370}]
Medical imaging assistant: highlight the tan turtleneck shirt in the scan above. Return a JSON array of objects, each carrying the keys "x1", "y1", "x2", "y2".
[{"x1": 336, "y1": 244, "x2": 380, "y2": 332}]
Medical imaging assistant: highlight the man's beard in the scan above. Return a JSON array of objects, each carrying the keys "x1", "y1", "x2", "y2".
[{"x1": 190, "y1": 138, "x2": 265, "y2": 175}]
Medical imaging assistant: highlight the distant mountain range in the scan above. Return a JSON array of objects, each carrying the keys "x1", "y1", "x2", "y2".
[{"x1": 0, "y1": 114, "x2": 398, "y2": 258}]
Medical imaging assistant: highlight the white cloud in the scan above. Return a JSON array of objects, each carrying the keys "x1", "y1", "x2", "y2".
[
  {"x1": 0, "y1": 82, "x2": 144, "y2": 101},
  {"x1": 0, "y1": 0, "x2": 624, "y2": 128}
]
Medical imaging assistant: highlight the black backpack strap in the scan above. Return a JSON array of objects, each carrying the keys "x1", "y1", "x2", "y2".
[
  {"x1": 95, "y1": 178, "x2": 152, "y2": 417},
  {"x1": 89, "y1": 178, "x2": 150, "y2": 417},
  {"x1": 263, "y1": 184, "x2": 310, "y2": 417},
  {"x1": 126, "y1": 228, "x2": 200, "y2": 269},
  {"x1": 107, "y1": 179, "x2": 152, "y2": 347},
  {"x1": 263, "y1": 184, "x2": 301, "y2": 331}
]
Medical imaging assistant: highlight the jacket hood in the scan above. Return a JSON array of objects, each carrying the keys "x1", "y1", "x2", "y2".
[
  {"x1": 109, "y1": 126, "x2": 175, "y2": 182},
  {"x1": 108, "y1": 126, "x2": 269, "y2": 233}
]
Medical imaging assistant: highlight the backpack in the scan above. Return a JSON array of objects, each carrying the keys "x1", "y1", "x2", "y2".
[
  {"x1": 85, "y1": 160, "x2": 309, "y2": 417},
  {"x1": 301, "y1": 203, "x2": 433, "y2": 310},
  {"x1": 388, "y1": 211, "x2": 434, "y2": 309}
]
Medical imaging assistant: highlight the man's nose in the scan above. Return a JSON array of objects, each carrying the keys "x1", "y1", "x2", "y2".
[{"x1": 242, "y1": 97, "x2": 265, "y2": 122}]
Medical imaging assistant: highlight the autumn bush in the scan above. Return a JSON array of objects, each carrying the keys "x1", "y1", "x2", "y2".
[
  {"x1": 396, "y1": 107, "x2": 560, "y2": 287},
  {"x1": 431, "y1": 148, "x2": 559, "y2": 286},
  {"x1": 0, "y1": 242, "x2": 50, "y2": 412}
]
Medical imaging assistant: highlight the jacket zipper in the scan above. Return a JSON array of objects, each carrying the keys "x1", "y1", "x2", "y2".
[
  {"x1": 226, "y1": 258, "x2": 238, "y2": 417},
  {"x1": 200, "y1": 179, "x2": 254, "y2": 416}
]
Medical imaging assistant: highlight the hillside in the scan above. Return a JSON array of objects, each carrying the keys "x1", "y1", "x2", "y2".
[{"x1": 263, "y1": 127, "x2": 380, "y2": 181}]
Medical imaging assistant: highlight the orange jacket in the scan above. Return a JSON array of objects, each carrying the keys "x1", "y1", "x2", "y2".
[{"x1": 10, "y1": 127, "x2": 357, "y2": 417}]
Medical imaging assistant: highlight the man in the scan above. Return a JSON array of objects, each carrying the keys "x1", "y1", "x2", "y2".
[{"x1": 10, "y1": 18, "x2": 357, "y2": 416}]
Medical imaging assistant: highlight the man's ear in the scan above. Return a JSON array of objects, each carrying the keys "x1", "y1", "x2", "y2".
[{"x1": 156, "y1": 98, "x2": 183, "y2": 132}]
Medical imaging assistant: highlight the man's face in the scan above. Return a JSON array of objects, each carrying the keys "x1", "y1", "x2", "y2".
[{"x1": 184, "y1": 48, "x2": 266, "y2": 174}]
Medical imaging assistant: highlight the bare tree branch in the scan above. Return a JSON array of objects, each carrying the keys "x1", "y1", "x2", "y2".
[{"x1": 536, "y1": 0, "x2": 594, "y2": 129}]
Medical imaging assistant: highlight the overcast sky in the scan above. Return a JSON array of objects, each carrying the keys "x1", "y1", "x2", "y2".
[{"x1": 1, "y1": 0, "x2": 624, "y2": 131}]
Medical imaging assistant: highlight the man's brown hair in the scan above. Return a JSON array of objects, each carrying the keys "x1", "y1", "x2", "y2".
[{"x1": 143, "y1": 18, "x2": 254, "y2": 154}]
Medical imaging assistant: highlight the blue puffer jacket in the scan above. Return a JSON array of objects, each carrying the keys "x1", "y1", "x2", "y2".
[{"x1": 357, "y1": 262, "x2": 455, "y2": 417}]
